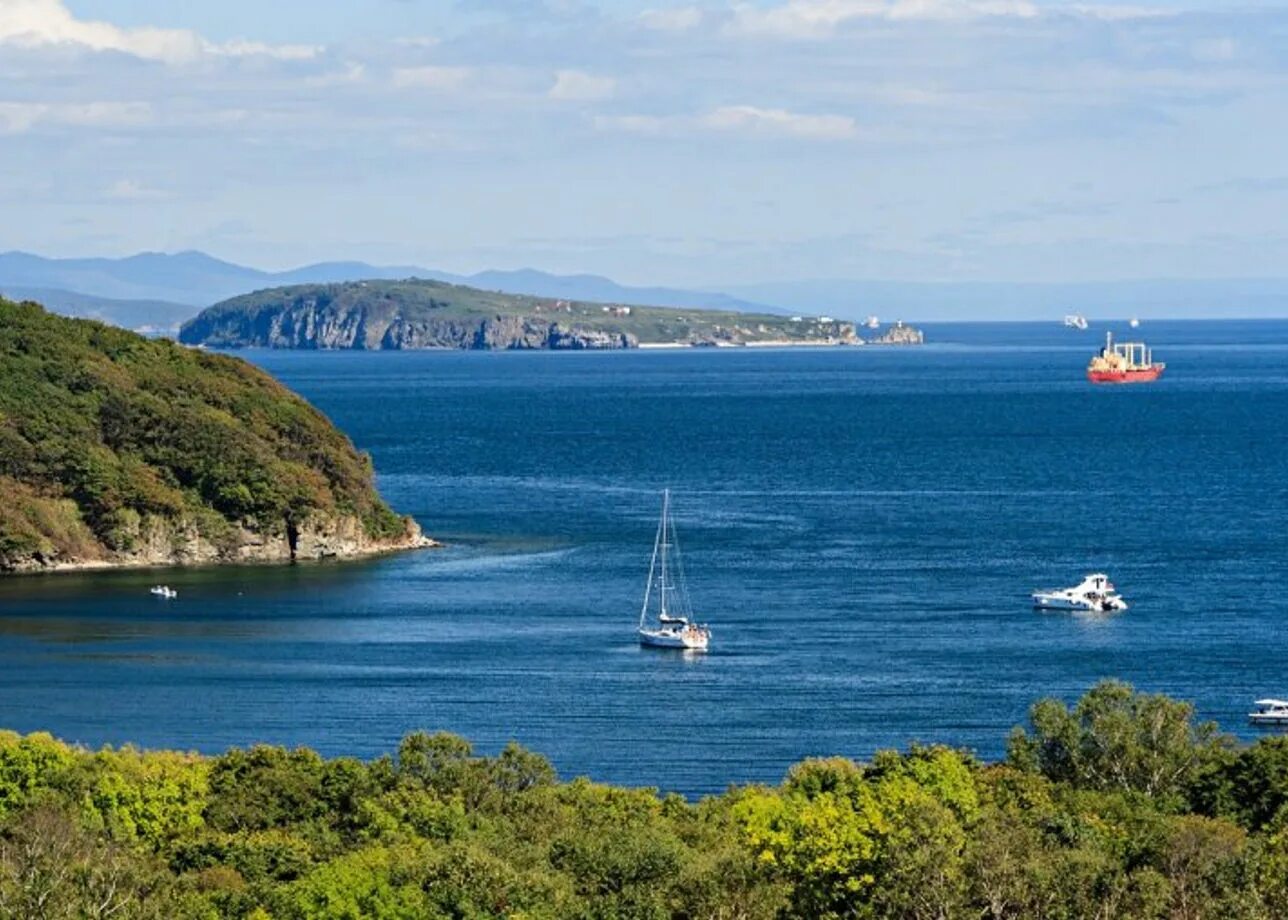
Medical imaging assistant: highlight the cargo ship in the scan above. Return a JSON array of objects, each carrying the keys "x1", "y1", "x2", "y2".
[{"x1": 1087, "y1": 331, "x2": 1165, "y2": 384}]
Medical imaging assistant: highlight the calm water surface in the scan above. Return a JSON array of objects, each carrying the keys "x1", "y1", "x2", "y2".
[{"x1": 2, "y1": 320, "x2": 1287, "y2": 796}]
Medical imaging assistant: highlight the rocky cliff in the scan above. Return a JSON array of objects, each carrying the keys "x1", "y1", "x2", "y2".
[
  {"x1": 869, "y1": 322, "x2": 925, "y2": 345},
  {"x1": 179, "y1": 279, "x2": 857, "y2": 350},
  {"x1": 182, "y1": 300, "x2": 636, "y2": 350},
  {"x1": 4, "y1": 508, "x2": 434, "y2": 574}
]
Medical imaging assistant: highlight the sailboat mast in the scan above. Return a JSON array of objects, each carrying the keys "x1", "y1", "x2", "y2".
[
  {"x1": 659, "y1": 489, "x2": 669, "y2": 619},
  {"x1": 639, "y1": 490, "x2": 665, "y2": 629}
]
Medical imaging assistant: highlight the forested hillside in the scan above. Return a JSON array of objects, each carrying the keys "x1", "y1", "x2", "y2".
[
  {"x1": 3, "y1": 682, "x2": 1288, "y2": 918},
  {"x1": 0, "y1": 298, "x2": 423, "y2": 572}
]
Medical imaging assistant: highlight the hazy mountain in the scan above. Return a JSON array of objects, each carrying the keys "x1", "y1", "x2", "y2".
[
  {"x1": 0, "y1": 251, "x2": 777, "y2": 315},
  {"x1": 723, "y1": 278, "x2": 1288, "y2": 322},
  {"x1": 0, "y1": 286, "x2": 193, "y2": 332}
]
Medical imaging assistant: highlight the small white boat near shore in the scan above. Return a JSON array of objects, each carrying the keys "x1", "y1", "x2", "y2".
[
  {"x1": 1249, "y1": 699, "x2": 1288, "y2": 725},
  {"x1": 637, "y1": 490, "x2": 710, "y2": 652},
  {"x1": 1032, "y1": 573, "x2": 1126, "y2": 612},
  {"x1": 149, "y1": 585, "x2": 178, "y2": 599}
]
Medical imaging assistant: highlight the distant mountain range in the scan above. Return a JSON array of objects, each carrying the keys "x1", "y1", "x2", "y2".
[
  {"x1": 0, "y1": 251, "x2": 777, "y2": 331},
  {"x1": 723, "y1": 278, "x2": 1288, "y2": 322},
  {"x1": 3, "y1": 250, "x2": 1286, "y2": 332}
]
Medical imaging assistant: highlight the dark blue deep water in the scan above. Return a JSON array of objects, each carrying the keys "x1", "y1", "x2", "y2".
[{"x1": 2, "y1": 320, "x2": 1287, "y2": 796}]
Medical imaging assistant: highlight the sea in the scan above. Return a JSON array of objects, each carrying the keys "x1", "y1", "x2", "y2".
[{"x1": 1, "y1": 319, "x2": 1286, "y2": 797}]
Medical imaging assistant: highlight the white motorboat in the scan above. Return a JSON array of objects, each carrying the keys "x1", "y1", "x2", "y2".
[
  {"x1": 1032, "y1": 573, "x2": 1126, "y2": 612},
  {"x1": 1250, "y1": 700, "x2": 1288, "y2": 725},
  {"x1": 637, "y1": 490, "x2": 710, "y2": 652},
  {"x1": 1064, "y1": 314, "x2": 1090, "y2": 331},
  {"x1": 864, "y1": 315, "x2": 880, "y2": 330},
  {"x1": 149, "y1": 585, "x2": 178, "y2": 599}
]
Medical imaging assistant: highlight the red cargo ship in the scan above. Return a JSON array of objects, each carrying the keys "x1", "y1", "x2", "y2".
[{"x1": 1087, "y1": 331, "x2": 1165, "y2": 384}]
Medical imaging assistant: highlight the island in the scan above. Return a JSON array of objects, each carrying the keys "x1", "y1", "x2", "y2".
[
  {"x1": 178, "y1": 278, "x2": 862, "y2": 350},
  {"x1": 0, "y1": 298, "x2": 431, "y2": 573}
]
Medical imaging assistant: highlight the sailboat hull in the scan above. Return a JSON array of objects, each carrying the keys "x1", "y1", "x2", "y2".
[{"x1": 638, "y1": 628, "x2": 709, "y2": 651}]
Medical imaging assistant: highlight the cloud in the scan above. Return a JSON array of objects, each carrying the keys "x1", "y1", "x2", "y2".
[
  {"x1": 548, "y1": 69, "x2": 617, "y2": 101},
  {"x1": 728, "y1": 0, "x2": 1038, "y2": 38},
  {"x1": 599, "y1": 105, "x2": 858, "y2": 140},
  {"x1": 391, "y1": 65, "x2": 472, "y2": 91},
  {"x1": 0, "y1": 101, "x2": 152, "y2": 134},
  {"x1": 703, "y1": 105, "x2": 858, "y2": 139},
  {"x1": 102, "y1": 179, "x2": 166, "y2": 201},
  {"x1": 0, "y1": 0, "x2": 317, "y2": 63}
]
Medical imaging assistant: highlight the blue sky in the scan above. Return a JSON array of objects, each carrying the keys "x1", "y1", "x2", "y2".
[{"x1": 2, "y1": 0, "x2": 1287, "y2": 286}]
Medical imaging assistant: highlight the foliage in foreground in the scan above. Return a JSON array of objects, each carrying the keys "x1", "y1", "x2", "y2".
[
  {"x1": 0, "y1": 299, "x2": 406, "y2": 569},
  {"x1": 5, "y1": 681, "x2": 1288, "y2": 919}
]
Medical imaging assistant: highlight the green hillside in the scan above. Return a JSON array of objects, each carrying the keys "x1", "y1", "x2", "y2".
[
  {"x1": 0, "y1": 298, "x2": 417, "y2": 572},
  {"x1": 179, "y1": 278, "x2": 859, "y2": 349}
]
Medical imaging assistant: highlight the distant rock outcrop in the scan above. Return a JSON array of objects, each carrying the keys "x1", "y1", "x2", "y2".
[{"x1": 869, "y1": 321, "x2": 925, "y2": 345}]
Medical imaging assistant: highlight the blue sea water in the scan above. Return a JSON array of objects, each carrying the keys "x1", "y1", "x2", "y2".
[{"x1": 1, "y1": 319, "x2": 1287, "y2": 796}]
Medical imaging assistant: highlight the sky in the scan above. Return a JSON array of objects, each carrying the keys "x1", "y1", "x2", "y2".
[{"x1": 2, "y1": 0, "x2": 1287, "y2": 287}]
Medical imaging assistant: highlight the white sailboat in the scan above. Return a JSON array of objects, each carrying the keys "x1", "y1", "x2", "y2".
[{"x1": 638, "y1": 490, "x2": 711, "y2": 651}]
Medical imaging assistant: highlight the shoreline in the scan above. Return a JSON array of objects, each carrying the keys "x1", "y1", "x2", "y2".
[{"x1": 1, "y1": 533, "x2": 442, "y2": 578}]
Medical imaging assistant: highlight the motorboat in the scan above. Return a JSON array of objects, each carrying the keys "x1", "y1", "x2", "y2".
[
  {"x1": 637, "y1": 490, "x2": 711, "y2": 651},
  {"x1": 149, "y1": 585, "x2": 178, "y2": 599},
  {"x1": 1064, "y1": 314, "x2": 1089, "y2": 331},
  {"x1": 1032, "y1": 573, "x2": 1126, "y2": 612},
  {"x1": 1249, "y1": 700, "x2": 1288, "y2": 725}
]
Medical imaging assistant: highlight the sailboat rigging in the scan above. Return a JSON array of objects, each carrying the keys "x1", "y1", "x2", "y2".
[{"x1": 638, "y1": 490, "x2": 711, "y2": 651}]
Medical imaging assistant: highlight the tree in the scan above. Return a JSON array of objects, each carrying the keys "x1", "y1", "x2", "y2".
[{"x1": 1008, "y1": 680, "x2": 1231, "y2": 802}]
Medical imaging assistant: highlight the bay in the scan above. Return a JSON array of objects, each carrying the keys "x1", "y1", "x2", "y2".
[{"x1": 2, "y1": 319, "x2": 1286, "y2": 796}]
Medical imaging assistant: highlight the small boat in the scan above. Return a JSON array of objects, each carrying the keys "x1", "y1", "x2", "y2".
[
  {"x1": 1129, "y1": 317, "x2": 1141, "y2": 329},
  {"x1": 1064, "y1": 314, "x2": 1089, "y2": 331},
  {"x1": 149, "y1": 585, "x2": 178, "y2": 599},
  {"x1": 637, "y1": 489, "x2": 710, "y2": 651},
  {"x1": 1087, "y1": 331, "x2": 1165, "y2": 384},
  {"x1": 1250, "y1": 700, "x2": 1288, "y2": 725},
  {"x1": 1032, "y1": 573, "x2": 1127, "y2": 613},
  {"x1": 864, "y1": 315, "x2": 880, "y2": 330}
]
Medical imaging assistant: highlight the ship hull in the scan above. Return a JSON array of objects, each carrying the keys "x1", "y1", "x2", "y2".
[
  {"x1": 638, "y1": 628, "x2": 709, "y2": 651},
  {"x1": 1087, "y1": 365, "x2": 1164, "y2": 384}
]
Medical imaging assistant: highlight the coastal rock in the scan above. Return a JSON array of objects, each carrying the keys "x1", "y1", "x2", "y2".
[
  {"x1": 869, "y1": 321, "x2": 925, "y2": 345},
  {"x1": 2, "y1": 511, "x2": 435, "y2": 574},
  {"x1": 183, "y1": 301, "x2": 639, "y2": 351}
]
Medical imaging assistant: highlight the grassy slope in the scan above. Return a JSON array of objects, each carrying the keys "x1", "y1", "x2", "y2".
[
  {"x1": 0, "y1": 298, "x2": 405, "y2": 569},
  {"x1": 181, "y1": 278, "x2": 853, "y2": 346}
]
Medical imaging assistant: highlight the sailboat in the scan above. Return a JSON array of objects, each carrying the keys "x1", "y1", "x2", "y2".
[{"x1": 638, "y1": 490, "x2": 711, "y2": 651}]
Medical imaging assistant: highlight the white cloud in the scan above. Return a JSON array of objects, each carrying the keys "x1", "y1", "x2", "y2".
[
  {"x1": 701, "y1": 105, "x2": 858, "y2": 138},
  {"x1": 638, "y1": 7, "x2": 704, "y2": 31},
  {"x1": 549, "y1": 69, "x2": 617, "y2": 101},
  {"x1": 0, "y1": 0, "x2": 317, "y2": 63},
  {"x1": 103, "y1": 179, "x2": 165, "y2": 201},
  {"x1": 391, "y1": 65, "x2": 472, "y2": 91},
  {"x1": 599, "y1": 106, "x2": 857, "y2": 140},
  {"x1": 728, "y1": 0, "x2": 1040, "y2": 38},
  {"x1": 0, "y1": 101, "x2": 152, "y2": 134}
]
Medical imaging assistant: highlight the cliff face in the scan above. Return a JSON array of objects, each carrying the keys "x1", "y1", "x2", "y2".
[
  {"x1": 179, "y1": 279, "x2": 858, "y2": 350},
  {"x1": 869, "y1": 322, "x2": 925, "y2": 345},
  {"x1": 3, "y1": 510, "x2": 434, "y2": 574},
  {"x1": 182, "y1": 299, "x2": 637, "y2": 351}
]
